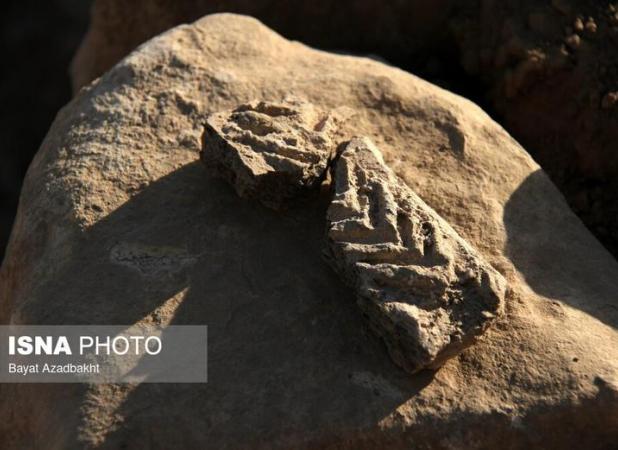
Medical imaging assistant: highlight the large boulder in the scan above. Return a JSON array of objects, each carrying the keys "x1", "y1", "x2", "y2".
[
  {"x1": 70, "y1": 0, "x2": 618, "y2": 258},
  {"x1": 69, "y1": 0, "x2": 453, "y2": 91},
  {"x1": 1, "y1": 14, "x2": 617, "y2": 449}
]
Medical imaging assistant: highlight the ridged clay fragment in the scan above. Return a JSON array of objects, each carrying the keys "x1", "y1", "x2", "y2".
[
  {"x1": 325, "y1": 137, "x2": 506, "y2": 374},
  {"x1": 201, "y1": 99, "x2": 350, "y2": 209}
]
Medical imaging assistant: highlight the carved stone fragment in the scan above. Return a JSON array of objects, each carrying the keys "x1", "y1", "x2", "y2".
[
  {"x1": 325, "y1": 137, "x2": 506, "y2": 374},
  {"x1": 201, "y1": 99, "x2": 348, "y2": 209}
]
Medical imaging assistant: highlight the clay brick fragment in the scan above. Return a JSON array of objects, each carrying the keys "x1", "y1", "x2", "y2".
[
  {"x1": 325, "y1": 137, "x2": 506, "y2": 373},
  {"x1": 201, "y1": 99, "x2": 348, "y2": 209}
]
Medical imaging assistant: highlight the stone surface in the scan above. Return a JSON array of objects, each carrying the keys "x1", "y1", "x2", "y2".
[
  {"x1": 326, "y1": 137, "x2": 505, "y2": 374},
  {"x1": 0, "y1": 0, "x2": 90, "y2": 260},
  {"x1": 1, "y1": 14, "x2": 617, "y2": 449},
  {"x1": 201, "y1": 99, "x2": 348, "y2": 209},
  {"x1": 69, "y1": 0, "x2": 451, "y2": 92},
  {"x1": 70, "y1": 0, "x2": 618, "y2": 257}
]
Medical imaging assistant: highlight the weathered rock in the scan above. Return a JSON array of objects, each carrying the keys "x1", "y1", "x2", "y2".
[
  {"x1": 326, "y1": 137, "x2": 505, "y2": 373},
  {"x1": 69, "y1": 0, "x2": 452, "y2": 92},
  {"x1": 0, "y1": 1, "x2": 90, "y2": 260},
  {"x1": 201, "y1": 99, "x2": 348, "y2": 209},
  {"x1": 70, "y1": 0, "x2": 618, "y2": 257},
  {"x1": 2, "y1": 14, "x2": 617, "y2": 450}
]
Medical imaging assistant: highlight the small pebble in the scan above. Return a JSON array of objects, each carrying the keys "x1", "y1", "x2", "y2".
[
  {"x1": 585, "y1": 18, "x2": 597, "y2": 33},
  {"x1": 565, "y1": 34, "x2": 581, "y2": 49}
]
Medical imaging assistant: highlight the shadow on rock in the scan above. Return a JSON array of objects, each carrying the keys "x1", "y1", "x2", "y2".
[
  {"x1": 503, "y1": 169, "x2": 618, "y2": 329},
  {"x1": 30, "y1": 161, "x2": 433, "y2": 447}
]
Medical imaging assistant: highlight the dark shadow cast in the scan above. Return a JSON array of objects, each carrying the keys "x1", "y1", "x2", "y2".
[
  {"x1": 21, "y1": 161, "x2": 433, "y2": 447},
  {"x1": 503, "y1": 169, "x2": 618, "y2": 329}
]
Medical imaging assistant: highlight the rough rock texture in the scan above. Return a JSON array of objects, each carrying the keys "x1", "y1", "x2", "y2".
[
  {"x1": 201, "y1": 99, "x2": 348, "y2": 209},
  {"x1": 326, "y1": 137, "x2": 505, "y2": 374},
  {"x1": 1, "y1": 14, "x2": 617, "y2": 449},
  {"x1": 69, "y1": 0, "x2": 453, "y2": 92},
  {"x1": 0, "y1": 0, "x2": 90, "y2": 259},
  {"x1": 201, "y1": 117, "x2": 505, "y2": 373},
  {"x1": 69, "y1": 0, "x2": 618, "y2": 258}
]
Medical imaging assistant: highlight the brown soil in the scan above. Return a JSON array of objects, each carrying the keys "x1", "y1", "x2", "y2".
[{"x1": 451, "y1": 0, "x2": 618, "y2": 257}]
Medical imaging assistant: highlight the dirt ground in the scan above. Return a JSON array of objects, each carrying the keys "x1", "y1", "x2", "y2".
[{"x1": 452, "y1": 0, "x2": 618, "y2": 256}]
